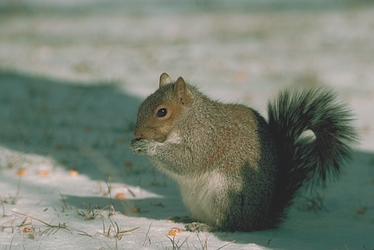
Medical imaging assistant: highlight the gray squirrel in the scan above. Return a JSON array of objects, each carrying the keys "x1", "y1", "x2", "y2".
[{"x1": 129, "y1": 73, "x2": 356, "y2": 232}]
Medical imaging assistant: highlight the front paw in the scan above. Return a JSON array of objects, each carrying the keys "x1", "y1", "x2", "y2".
[{"x1": 129, "y1": 138, "x2": 152, "y2": 155}]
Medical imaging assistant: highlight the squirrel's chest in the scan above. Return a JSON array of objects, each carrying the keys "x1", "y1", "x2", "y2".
[{"x1": 176, "y1": 170, "x2": 235, "y2": 223}]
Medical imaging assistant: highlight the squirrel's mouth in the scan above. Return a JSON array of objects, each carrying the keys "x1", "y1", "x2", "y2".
[{"x1": 132, "y1": 135, "x2": 167, "y2": 143}]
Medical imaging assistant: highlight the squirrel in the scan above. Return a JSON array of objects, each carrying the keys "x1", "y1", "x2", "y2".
[{"x1": 129, "y1": 73, "x2": 356, "y2": 232}]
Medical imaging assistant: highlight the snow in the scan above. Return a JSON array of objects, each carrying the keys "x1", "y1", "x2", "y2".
[{"x1": 0, "y1": 0, "x2": 373, "y2": 249}]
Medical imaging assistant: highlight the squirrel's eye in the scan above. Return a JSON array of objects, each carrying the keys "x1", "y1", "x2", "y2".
[{"x1": 156, "y1": 108, "x2": 168, "y2": 118}]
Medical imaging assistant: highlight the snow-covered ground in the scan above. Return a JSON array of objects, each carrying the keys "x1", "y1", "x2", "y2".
[{"x1": 0, "y1": 0, "x2": 373, "y2": 249}]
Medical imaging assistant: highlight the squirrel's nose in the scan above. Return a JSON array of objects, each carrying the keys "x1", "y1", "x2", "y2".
[{"x1": 134, "y1": 132, "x2": 142, "y2": 139}]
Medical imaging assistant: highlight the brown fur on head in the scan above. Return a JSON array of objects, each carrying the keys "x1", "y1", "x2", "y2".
[{"x1": 134, "y1": 73, "x2": 192, "y2": 142}]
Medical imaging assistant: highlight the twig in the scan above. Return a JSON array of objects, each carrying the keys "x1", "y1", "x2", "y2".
[
  {"x1": 167, "y1": 233, "x2": 191, "y2": 249},
  {"x1": 98, "y1": 216, "x2": 139, "y2": 240},
  {"x1": 14, "y1": 177, "x2": 21, "y2": 204},
  {"x1": 76, "y1": 230, "x2": 93, "y2": 237},
  {"x1": 142, "y1": 223, "x2": 152, "y2": 246},
  {"x1": 196, "y1": 232, "x2": 208, "y2": 250},
  {"x1": 59, "y1": 192, "x2": 69, "y2": 212},
  {"x1": 217, "y1": 240, "x2": 235, "y2": 250},
  {"x1": 0, "y1": 195, "x2": 5, "y2": 217},
  {"x1": 9, "y1": 233, "x2": 17, "y2": 250},
  {"x1": 13, "y1": 211, "x2": 71, "y2": 234}
]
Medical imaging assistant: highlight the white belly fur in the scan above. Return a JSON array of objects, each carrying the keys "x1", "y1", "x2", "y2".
[{"x1": 176, "y1": 170, "x2": 231, "y2": 226}]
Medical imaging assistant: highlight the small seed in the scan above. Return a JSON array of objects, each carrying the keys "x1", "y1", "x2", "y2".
[
  {"x1": 16, "y1": 169, "x2": 26, "y2": 176},
  {"x1": 69, "y1": 170, "x2": 79, "y2": 177},
  {"x1": 168, "y1": 230, "x2": 177, "y2": 236},
  {"x1": 115, "y1": 193, "x2": 125, "y2": 199},
  {"x1": 23, "y1": 227, "x2": 33, "y2": 233},
  {"x1": 38, "y1": 171, "x2": 49, "y2": 177}
]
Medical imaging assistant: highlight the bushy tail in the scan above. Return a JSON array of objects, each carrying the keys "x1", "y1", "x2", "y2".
[{"x1": 267, "y1": 88, "x2": 356, "y2": 226}]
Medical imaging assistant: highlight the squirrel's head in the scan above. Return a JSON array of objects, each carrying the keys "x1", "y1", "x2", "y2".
[{"x1": 133, "y1": 73, "x2": 192, "y2": 143}]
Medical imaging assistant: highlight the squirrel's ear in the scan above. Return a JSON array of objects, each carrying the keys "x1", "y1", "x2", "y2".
[
  {"x1": 174, "y1": 76, "x2": 191, "y2": 105},
  {"x1": 159, "y1": 73, "x2": 172, "y2": 87}
]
